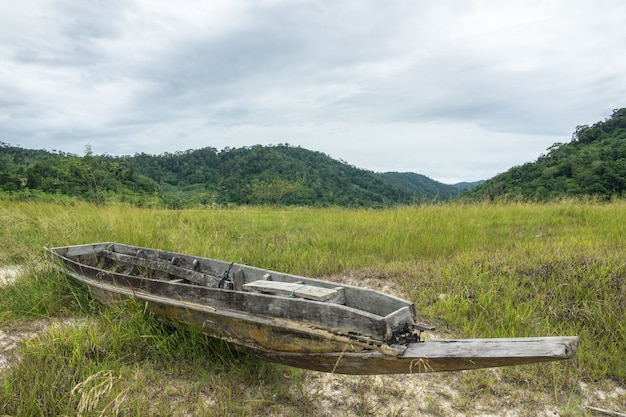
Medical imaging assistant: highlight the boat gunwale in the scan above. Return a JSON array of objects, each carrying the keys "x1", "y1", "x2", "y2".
[{"x1": 48, "y1": 242, "x2": 416, "y2": 311}]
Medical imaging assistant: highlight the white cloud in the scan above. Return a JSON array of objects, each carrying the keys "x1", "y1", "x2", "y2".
[{"x1": 1, "y1": 0, "x2": 625, "y2": 182}]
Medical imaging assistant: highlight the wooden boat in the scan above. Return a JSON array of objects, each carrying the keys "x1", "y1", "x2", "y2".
[{"x1": 47, "y1": 242, "x2": 579, "y2": 375}]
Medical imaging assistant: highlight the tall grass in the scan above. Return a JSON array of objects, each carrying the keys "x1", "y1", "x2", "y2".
[
  {"x1": 1, "y1": 200, "x2": 624, "y2": 415},
  {"x1": 2, "y1": 294, "x2": 304, "y2": 416}
]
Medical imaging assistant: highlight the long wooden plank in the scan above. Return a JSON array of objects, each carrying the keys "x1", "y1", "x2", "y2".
[
  {"x1": 54, "y1": 242, "x2": 110, "y2": 257},
  {"x1": 100, "y1": 250, "x2": 222, "y2": 287},
  {"x1": 258, "y1": 336, "x2": 580, "y2": 374}
]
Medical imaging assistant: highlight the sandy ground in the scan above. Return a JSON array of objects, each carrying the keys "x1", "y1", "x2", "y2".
[
  {"x1": 1, "y1": 267, "x2": 35, "y2": 371},
  {"x1": 1, "y1": 266, "x2": 624, "y2": 416},
  {"x1": 0, "y1": 266, "x2": 22, "y2": 287}
]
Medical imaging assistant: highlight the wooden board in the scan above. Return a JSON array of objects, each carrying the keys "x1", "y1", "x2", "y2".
[
  {"x1": 258, "y1": 336, "x2": 580, "y2": 374},
  {"x1": 100, "y1": 250, "x2": 222, "y2": 287},
  {"x1": 243, "y1": 280, "x2": 345, "y2": 303}
]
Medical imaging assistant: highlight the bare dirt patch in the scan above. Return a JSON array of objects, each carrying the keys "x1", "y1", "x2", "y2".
[
  {"x1": 0, "y1": 266, "x2": 23, "y2": 287},
  {"x1": 0, "y1": 320, "x2": 52, "y2": 370},
  {"x1": 324, "y1": 269, "x2": 402, "y2": 297},
  {"x1": 0, "y1": 266, "x2": 30, "y2": 369},
  {"x1": 299, "y1": 370, "x2": 555, "y2": 417},
  {"x1": 0, "y1": 317, "x2": 87, "y2": 377}
]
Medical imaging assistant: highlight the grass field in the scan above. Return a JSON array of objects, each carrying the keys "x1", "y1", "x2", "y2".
[{"x1": 0, "y1": 200, "x2": 624, "y2": 416}]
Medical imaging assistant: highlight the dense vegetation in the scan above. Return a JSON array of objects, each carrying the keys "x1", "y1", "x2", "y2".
[
  {"x1": 378, "y1": 171, "x2": 469, "y2": 201},
  {"x1": 468, "y1": 108, "x2": 626, "y2": 200},
  {"x1": 0, "y1": 143, "x2": 464, "y2": 207}
]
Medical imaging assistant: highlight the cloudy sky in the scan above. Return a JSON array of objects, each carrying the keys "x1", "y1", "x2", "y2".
[{"x1": 1, "y1": 1, "x2": 625, "y2": 183}]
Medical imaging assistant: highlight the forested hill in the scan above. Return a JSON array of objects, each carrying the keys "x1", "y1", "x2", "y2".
[
  {"x1": 0, "y1": 143, "x2": 460, "y2": 207},
  {"x1": 378, "y1": 172, "x2": 469, "y2": 200},
  {"x1": 466, "y1": 108, "x2": 626, "y2": 201}
]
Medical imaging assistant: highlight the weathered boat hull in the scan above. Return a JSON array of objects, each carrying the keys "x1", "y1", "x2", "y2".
[
  {"x1": 73, "y1": 273, "x2": 579, "y2": 374},
  {"x1": 60, "y1": 266, "x2": 387, "y2": 356},
  {"x1": 48, "y1": 242, "x2": 579, "y2": 375}
]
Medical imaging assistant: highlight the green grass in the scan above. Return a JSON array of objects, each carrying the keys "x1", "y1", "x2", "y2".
[
  {"x1": 0, "y1": 200, "x2": 625, "y2": 415},
  {"x1": 2, "y1": 293, "x2": 305, "y2": 416}
]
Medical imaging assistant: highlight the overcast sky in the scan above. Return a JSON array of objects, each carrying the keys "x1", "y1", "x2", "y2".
[{"x1": 1, "y1": 1, "x2": 625, "y2": 183}]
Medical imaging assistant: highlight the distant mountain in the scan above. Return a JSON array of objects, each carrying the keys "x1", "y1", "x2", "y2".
[
  {"x1": 466, "y1": 108, "x2": 626, "y2": 200},
  {"x1": 133, "y1": 144, "x2": 418, "y2": 206},
  {"x1": 0, "y1": 142, "x2": 463, "y2": 207},
  {"x1": 377, "y1": 172, "x2": 464, "y2": 201},
  {"x1": 452, "y1": 180, "x2": 484, "y2": 190}
]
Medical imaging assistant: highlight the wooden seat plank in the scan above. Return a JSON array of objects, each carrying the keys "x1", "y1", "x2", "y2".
[{"x1": 243, "y1": 280, "x2": 345, "y2": 303}]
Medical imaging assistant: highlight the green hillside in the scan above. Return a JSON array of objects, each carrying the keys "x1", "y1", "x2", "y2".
[
  {"x1": 377, "y1": 172, "x2": 464, "y2": 201},
  {"x1": 133, "y1": 144, "x2": 417, "y2": 207},
  {"x1": 0, "y1": 143, "x2": 459, "y2": 207},
  {"x1": 467, "y1": 108, "x2": 626, "y2": 200}
]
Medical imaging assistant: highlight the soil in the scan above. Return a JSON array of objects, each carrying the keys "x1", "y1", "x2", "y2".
[{"x1": 0, "y1": 266, "x2": 21, "y2": 287}]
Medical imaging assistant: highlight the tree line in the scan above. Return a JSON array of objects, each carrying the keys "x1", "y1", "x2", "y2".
[
  {"x1": 466, "y1": 108, "x2": 626, "y2": 201},
  {"x1": 0, "y1": 143, "x2": 460, "y2": 207},
  {"x1": 3, "y1": 108, "x2": 624, "y2": 207}
]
